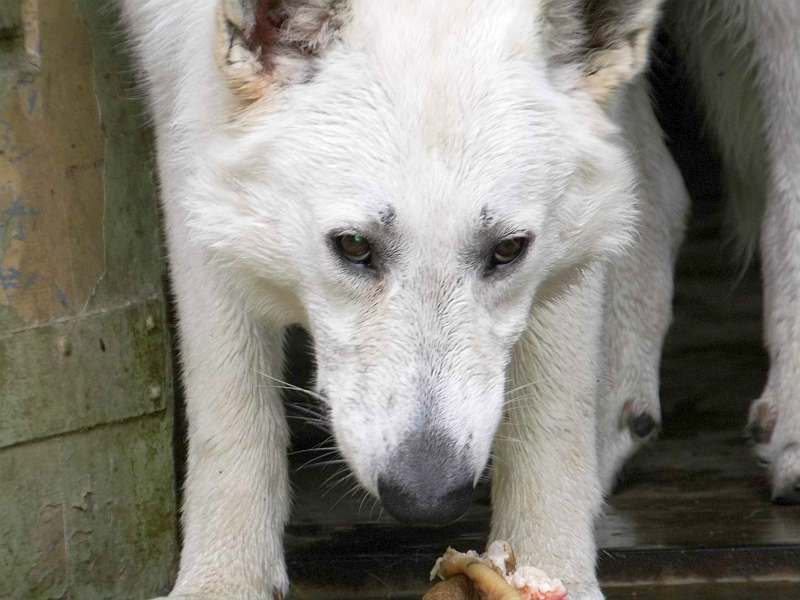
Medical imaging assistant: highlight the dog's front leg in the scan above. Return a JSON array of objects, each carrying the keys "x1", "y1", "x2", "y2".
[
  {"x1": 158, "y1": 247, "x2": 291, "y2": 599},
  {"x1": 491, "y1": 266, "x2": 606, "y2": 600}
]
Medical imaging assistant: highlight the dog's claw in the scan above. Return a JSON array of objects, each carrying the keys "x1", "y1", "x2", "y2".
[
  {"x1": 621, "y1": 399, "x2": 659, "y2": 440},
  {"x1": 746, "y1": 399, "x2": 777, "y2": 445},
  {"x1": 746, "y1": 421, "x2": 772, "y2": 445},
  {"x1": 628, "y1": 412, "x2": 658, "y2": 439}
]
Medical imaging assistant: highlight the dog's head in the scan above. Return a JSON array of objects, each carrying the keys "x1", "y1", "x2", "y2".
[{"x1": 192, "y1": 0, "x2": 663, "y2": 524}]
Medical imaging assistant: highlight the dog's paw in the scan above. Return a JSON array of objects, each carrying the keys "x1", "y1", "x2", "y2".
[
  {"x1": 747, "y1": 393, "x2": 800, "y2": 505},
  {"x1": 598, "y1": 395, "x2": 661, "y2": 493},
  {"x1": 771, "y1": 443, "x2": 800, "y2": 505}
]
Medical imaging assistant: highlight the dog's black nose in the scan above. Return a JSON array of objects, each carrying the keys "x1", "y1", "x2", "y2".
[
  {"x1": 378, "y1": 475, "x2": 474, "y2": 525},
  {"x1": 378, "y1": 429, "x2": 474, "y2": 526}
]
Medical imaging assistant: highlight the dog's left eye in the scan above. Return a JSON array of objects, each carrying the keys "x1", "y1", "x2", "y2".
[
  {"x1": 336, "y1": 233, "x2": 372, "y2": 265},
  {"x1": 491, "y1": 236, "x2": 529, "y2": 267}
]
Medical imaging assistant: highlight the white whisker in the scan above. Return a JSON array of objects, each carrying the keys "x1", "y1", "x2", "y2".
[{"x1": 254, "y1": 369, "x2": 328, "y2": 404}]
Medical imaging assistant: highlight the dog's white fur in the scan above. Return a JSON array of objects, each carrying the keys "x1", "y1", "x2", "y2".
[{"x1": 120, "y1": 1, "x2": 800, "y2": 598}]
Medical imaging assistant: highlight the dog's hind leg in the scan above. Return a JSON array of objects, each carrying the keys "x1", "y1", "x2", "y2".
[
  {"x1": 669, "y1": 1, "x2": 800, "y2": 504},
  {"x1": 492, "y1": 264, "x2": 608, "y2": 600},
  {"x1": 596, "y1": 77, "x2": 690, "y2": 493},
  {"x1": 744, "y1": 6, "x2": 800, "y2": 505}
]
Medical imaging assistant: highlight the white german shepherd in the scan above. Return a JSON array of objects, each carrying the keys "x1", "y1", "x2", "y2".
[{"x1": 121, "y1": 1, "x2": 800, "y2": 598}]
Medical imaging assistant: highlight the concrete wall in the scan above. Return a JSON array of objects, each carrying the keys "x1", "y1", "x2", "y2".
[{"x1": 0, "y1": 2, "x2": 177, "y2": 597}]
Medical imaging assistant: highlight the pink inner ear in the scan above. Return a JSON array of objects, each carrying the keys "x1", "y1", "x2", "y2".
[{"x1": 250, "y1": 2, "x2": 284, "y2": 70}]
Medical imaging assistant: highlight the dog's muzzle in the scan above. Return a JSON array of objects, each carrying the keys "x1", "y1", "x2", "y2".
[{"x1": 377, "y1": 429, "x2": 474, "y2": 526}]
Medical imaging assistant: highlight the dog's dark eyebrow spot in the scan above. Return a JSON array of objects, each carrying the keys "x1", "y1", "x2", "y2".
[
  {"x1": 480, "y1": 205, "x2": 494, "y2": 227},
  {"x1": 379, "y1": 205, "x2": 396, "y2": 226}
]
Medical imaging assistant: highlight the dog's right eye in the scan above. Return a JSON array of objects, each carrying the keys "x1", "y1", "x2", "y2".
[{"x1": 335, "y1": 233, "x2": 372, "y2": 265}]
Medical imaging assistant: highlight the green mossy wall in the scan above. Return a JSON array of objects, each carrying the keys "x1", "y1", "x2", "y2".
[{"x1": 0, "y1": 2, "x2": 177, "y2": 598}]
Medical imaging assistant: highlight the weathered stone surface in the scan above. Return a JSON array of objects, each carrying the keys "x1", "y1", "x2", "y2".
[
  {"x1": 0, "y1": 1, "x2": 177, "y2": 598},
  {"x1": 1, "y1": 0, "x2": 106, "y2": 325},
  {"x1": 0, "y1": 299, "x2": 168, "y2": 449},
  {"x1": 0, "y1": 414, "x2": 177, "y2": 599}
]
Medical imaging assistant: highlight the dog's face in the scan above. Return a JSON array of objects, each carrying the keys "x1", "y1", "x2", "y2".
[{"x1": 194, "y1": 0, "x2": 662, "y2": 524}]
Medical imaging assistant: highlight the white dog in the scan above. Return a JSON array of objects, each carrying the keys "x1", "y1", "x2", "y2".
[{"x1": 120, "y1": 1, "x2": 799, "y2": 598}]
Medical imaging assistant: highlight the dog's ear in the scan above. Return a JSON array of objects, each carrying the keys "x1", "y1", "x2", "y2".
[
  {"x1": 544, "y1": 0, "x2": 664, "y2": 105},
  {"x1": 216, "y1": 0, "x2": 345, "y2": 103}
]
